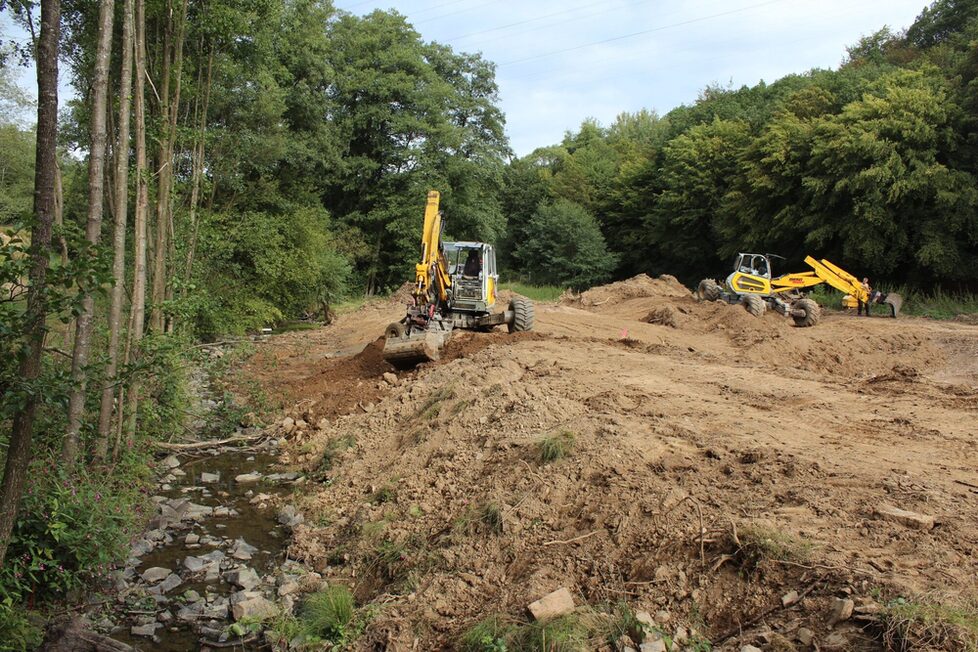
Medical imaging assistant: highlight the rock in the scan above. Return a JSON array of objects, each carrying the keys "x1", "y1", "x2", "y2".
[
  {"x1": 383, "y1": 372, "x2": 398, "y2": 386},
  {"x1": 823, "y1": 632, "x2": 848, "y2": 650},
  {"x1": 672, "y1": 626, "x2": 688, "y2": 644},
  {"x1": 527, "y1": 587, "x2": 575, "y2": 622},
  {"x1": 231, "y1": 538, "x2": 259, "y2": 561},
  {"x1": 250, "y1": 493, "x2": 273, "y2": 505},
  {"x1": 131, "y1": 623, "x2": 159, "y2": 637},
  {"x1": 740, "y1": 647, "x2": 763, "y2": 652},
  {"x1": 157, "y1": 610, "x2": 173, "y2": 624},
  {"x1": 829, "y1": 597, "x2": 855, "y2": 626},
  {"x1": 877, "y1": 504, "x2": 935, "y2": 530},
  {"x1": 277, "y1": 505, "x2": 304, "y2": 528},
  {"x1": 640, "y1": 641, "x2": 666, "y2": 652},
  {"x1": 235, "y1": 472, "x2": 262, "y2": 484},
  {"x1": 281, "y1": 416, "x2": 295, "y2": 433},
  {"x1": 654, "y1": 610, "x2": 670, "y2": 624},
  {"x1": 277, "y1": 580, "x2": 300, "y2": 597},
  {"x1": 158, "y1": 573, "x2": 182, "y2": 594},
  {"x1": 797, "y1": 627, "x2": 814, "y2": 646},
  {"x1": 185, "y1": 533, "x2": 200, "y2": 545},
  {"x1": 131, "y1": 539, "x2": 154, "y2": 556},
  {"x1": 200, "y1": 472, "x2": 220, "y2": 483},
  {"x1": 161, "y1": 455, "x2": 181, "y2": 469},
  {"x1": 782, "y1": 590, "x2": 800, "y2": 607},
  {"x1": 226, "y1": 567, "x2": 261, "y2": 590},
  {"x1": 184, "y1": 502, "x2": 214, "y2": 521},
  {"x1": 184, "y1": 589, "x2": 202, "y2": 602},
  {"x1": 232, "y1": 596, "x2": 277, "y2": 621},
  {"x1": 140, "y1": 567, "x2": 172, "y2": 584}
]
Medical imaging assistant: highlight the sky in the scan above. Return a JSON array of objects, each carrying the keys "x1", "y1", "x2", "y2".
[
  {"x1": 336, "y1": 0, "x2": 927, "y2": 155},
  {"x1": 3, "y1": 0, "x2": 930, "y2": 156}
]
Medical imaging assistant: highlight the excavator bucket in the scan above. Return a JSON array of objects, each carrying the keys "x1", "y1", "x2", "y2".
[
  {"x1": 382, "y1": 330, "x2": 447, "y2": 368},
  {"x1": 883, "y1": 293, "x2": 902, "y2": 318}
]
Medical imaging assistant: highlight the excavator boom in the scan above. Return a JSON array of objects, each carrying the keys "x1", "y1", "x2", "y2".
[{"x1": 804, "y1": 256, "x2": 901, "y2": 317}]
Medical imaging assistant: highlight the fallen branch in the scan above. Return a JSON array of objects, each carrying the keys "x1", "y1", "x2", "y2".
[
  {"x1": 713, "y1": 574, "x2": 825, "y2": 645},
  {"x1": 153, "y1": 432, "x2": 267, "y2": 451}
]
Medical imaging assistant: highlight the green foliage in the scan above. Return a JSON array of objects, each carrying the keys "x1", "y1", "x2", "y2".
[
  {"x1": 514, "y1": 199, "x2": 617, "y2": 290},
  {"x1": 877, "y1": 595, "x2": 978, "y2": 651},
  {"x1": 498, "y1": 283, "x2": 565, "y2": 303},
  {"x1": 0, "y1": 459, "x2": 151, "y2": 605},
  {"x1": 0, "y1": 603, "x2": 42, "y2": 652},
  {"x1": 538, "y1": 431, "x2": 576, "y2": 464},
  {"x1": 300, "y1": 585, "x2": 355, "y2": 644}
]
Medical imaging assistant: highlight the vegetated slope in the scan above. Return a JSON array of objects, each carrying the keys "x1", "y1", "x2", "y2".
[{"x1": 250, "y1": 276, "x2": 978, "y2": 650}]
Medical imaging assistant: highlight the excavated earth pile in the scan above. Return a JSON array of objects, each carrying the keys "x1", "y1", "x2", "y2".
[{"x1": 243, "y1": 276, "x2": 978, "y2": 651}]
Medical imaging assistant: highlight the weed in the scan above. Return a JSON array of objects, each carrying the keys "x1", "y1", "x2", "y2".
[
  {"x1": 878, "y1": 596, "x2": 978, "y2": 651},
  {"x1": 733, "y1": 524, "x2": 812, "y2": 572},
  {"x1": 361, "y1": 519, "x2": 388, "y2": 543},
  {"x1": 482, "y1": 502, "x2": 504, "y2": 535},
  {"x1": 415, "y1": 385, "x2": 456, "y2": 421},
  {"x1": 301, "y1": 585, "x2": 355, "y2": 644},
  {"x1": 513, "y1": 614, "x2": 590, "y2": 651},
  {"x1": 370, "y1": 484, "x2": 398, "y2": 505},
  {"x1": 408, "y1": 504, "x2": 424, "y2": 518},
  {"x1": 460, "y1": 615, "x2": 517, "y2": 652},
  {"x1": 316, "y1": 435, "x2": 356, "y2": 475},
  {"x1": 538, "y1": 430, "x2": 576, "y2": 464}
]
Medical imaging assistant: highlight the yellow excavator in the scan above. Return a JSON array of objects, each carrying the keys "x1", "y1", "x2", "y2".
[
  {"x1": 382, "y1": 191, "x2": 534, "y2": 367},
  {"x1": 697, "y1": 253, "x2": 902, "y2": 326}
]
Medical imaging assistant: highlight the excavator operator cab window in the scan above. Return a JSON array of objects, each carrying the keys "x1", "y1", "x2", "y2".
[
  {"x1": 463, "y1": 249, "x2": 482, "y2": 278},
  {"x1": 755, "y1": 256, "x2": 770, "y2": 278}
]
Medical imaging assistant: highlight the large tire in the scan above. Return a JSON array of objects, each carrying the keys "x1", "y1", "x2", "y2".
[
  {"x1": 385, "y1": 322, "x2": 406, "y2": 339},
  {"x1": 697, "y1": 279, "x2": 721, "y2": 301},
  {"x1": 508, "y1": 297, "x2": 535, "y2": 333},
  {"x1": 791, "y1": 298, "x2": 821, "y2": 327},
  {"x1": 742, "y1": 294, "x2": 766, "y2": 317}
]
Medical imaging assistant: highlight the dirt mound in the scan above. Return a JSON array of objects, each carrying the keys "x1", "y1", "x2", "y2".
[
  {"x1": 388, "y1": 282, "x2": 415, "y2": 306},
  {"x1": 561, "y1": 273, "x2": 690, "y2": 309}
]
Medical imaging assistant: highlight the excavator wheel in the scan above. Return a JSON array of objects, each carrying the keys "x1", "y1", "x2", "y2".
[
  {"x1": 697, "y1": 279, "x2": 721, "y2": 301},
  {"x1": 791, "y1": 298, "x2": 821, "y2": 327},
  {"x1": 385, "y1": 322, "x2": 406, "y2": 339},
  {"x1": 508, "y1": 297, "x2": 535, "y2": 333},
  {"x1": 741, "y1": 294, "x2": 766, "y2": 317}
]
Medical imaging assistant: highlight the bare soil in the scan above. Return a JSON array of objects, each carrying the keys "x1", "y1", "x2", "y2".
[{"x1": 245, "y1": 275, "x2": 978, "y2": 651}]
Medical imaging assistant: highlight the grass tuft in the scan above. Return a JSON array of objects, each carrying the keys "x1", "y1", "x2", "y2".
[
  {"x1": 733, "y1": 524, "x2": 812, "y2": 572},
  {"x1": 481, "y1": 502, "x2": 504, "y2": 535},
  {"x1": 317, "y1": 435, "x2": 356, "y2": 475},
  {"x1": 539, "y1": 430, "x2": 576, "y2": 464},
  {"x1": 416, "y1": 385, "x2": 456, "y2": 421},
  {"x1": 879, "y1": 596, "x2": 978, "y2": 651},
  {"x1": 301, "y1": 585, "x2": 355, "y2": 643}
]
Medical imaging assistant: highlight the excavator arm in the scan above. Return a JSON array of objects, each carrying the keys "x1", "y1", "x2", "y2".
[
  {"x1": 804, "y1": 256, "x2": 901, "y2": 317},
  {"x1": 414, "y1": 191, "x2": 451, "y2": 307}
]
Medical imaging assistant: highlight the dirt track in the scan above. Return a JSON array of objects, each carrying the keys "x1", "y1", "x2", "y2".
[{"x1": 245, "y1": 276, "x2": 978, "y2": 650}]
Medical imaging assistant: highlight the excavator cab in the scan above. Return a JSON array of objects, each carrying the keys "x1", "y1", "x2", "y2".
[{"x1": 444, "y1": 241, "x2": 498, "y2": 313}]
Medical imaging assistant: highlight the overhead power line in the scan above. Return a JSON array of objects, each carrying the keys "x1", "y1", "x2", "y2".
[{"x1": 498, "y1": 0, "x2": 790, "y2": 67}]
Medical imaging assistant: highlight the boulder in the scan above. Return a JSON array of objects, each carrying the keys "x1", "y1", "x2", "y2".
[{"x1": 527, "y1": 588, "x2": 575, "y2": 622}]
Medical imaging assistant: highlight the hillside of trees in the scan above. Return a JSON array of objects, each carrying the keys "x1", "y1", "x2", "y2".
[
  {"x1": 0, "y1": 0, "x2": 976, "y2": 644},
  {"x1": 503, "y1": 0, "x2": 978, "y2": 290}
]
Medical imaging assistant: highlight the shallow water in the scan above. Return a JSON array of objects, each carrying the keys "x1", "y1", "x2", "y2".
[{"x1": 112, "y1": 450, "x2": 294, "y2": 651}]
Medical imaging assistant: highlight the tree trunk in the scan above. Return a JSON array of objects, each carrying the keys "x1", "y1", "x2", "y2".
[
  {"x1": 0, "y1": 0, "x2": 60, "y2": 567},
  {"x1": 62, "y1": 0, "x2": 116, "y2": 465},
  {"x1": 124, "y1": 0, "x2": 149, "y2": 446},
  {"x1": 96, "y1": 0, "x2": 134, "y2": 458},
  {"x1": 183, "y1": 48, "x2": 212, "y2": 289}
]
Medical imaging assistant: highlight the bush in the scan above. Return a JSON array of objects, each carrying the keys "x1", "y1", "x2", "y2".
[
  {"x1": 0, "y1": 460, "x2": 151, "y2": 605},
  {"x1": 301, "y1": 585, "x2": 355, "y2": 643}
]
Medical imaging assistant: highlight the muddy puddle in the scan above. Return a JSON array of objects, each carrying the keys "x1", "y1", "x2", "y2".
[{"x1": 109, "y1": 445, "x2": 304, "y2": 650}]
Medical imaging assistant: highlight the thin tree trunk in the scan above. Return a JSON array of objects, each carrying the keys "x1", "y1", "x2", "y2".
[
  {"x1": 183, "y1": 48, "x2": 212, "y2": 287},
  {"x1": 125, "y1": 0, "x2": 149, "y2": 444},
  {"x1": 0, "y1": 0, "x2": 60, "y2": 567},
  {"x1": 62, "y1": 0, "x2": 116, "y2": 465},
  {"x1": 96, "y1": 0, "x2": 135, "y2": 457}
]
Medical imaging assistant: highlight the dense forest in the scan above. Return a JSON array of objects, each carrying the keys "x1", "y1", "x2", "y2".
[{"x1": 0, "y1": 0, "x2": 976, "y2": 644}]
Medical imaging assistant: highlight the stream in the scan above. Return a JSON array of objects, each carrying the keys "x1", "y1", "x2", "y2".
[{"x1": 103, "y1": 442, "x2": 306, "y2": 650}]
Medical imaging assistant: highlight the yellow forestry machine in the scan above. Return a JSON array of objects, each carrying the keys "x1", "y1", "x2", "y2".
[
  {"x1": 696, "y1": 253, "x2": 902, "y2": 326},
  {"x1": 382, "y1": 191, "x2": 535, "y2": 367}
]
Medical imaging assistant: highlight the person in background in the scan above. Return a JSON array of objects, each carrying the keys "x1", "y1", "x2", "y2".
[{"x1": 858, "y1": 277, "x2": 871, "y2": 316}]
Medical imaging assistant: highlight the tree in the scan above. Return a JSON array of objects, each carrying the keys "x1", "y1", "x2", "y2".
[
  {"x1": 62, "y1": 0, "x2": 115, "y2": 464},
  {"x1": 0, "y1": 0, "x2": 60, "y2": 567},
  {"x1": 514, "y1": 198, "x2": 617, "y2": 289}
]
